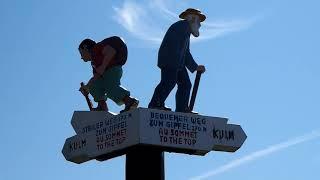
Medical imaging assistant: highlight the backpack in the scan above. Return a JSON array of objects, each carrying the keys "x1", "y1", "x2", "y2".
[{"x1": 100, "y1": 36, "x2": 128, "y2": 66}]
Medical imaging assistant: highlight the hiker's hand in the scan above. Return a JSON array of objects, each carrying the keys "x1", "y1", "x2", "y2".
[
  {"x1": 79, "y1": 85, "x2": 89, "y2": 96},
  {"x1": 197, "y1": 65, "x2": 206, "y2": 73}
]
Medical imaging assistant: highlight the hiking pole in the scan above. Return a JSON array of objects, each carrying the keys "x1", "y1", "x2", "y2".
[
  {"x1": 189, "y1": 71, "x2": 203, "y2": 111},
  {"x1": 80, "y1": 82, "x2": 93, "y2": 111}
]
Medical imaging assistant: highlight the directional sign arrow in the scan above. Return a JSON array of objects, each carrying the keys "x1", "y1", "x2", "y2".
[
  {"x1": 211, "y1": 124, "x2": 247, "y2": 152},
  {"x1": 62, "y1": 134, "x2": 93, "y2": 164},
  {"x1": 62, "y1": 110, "x2": 140, "y2": 164},
  {"x1": 137, "y1": 108, "x2": 229, "y2": 155}
]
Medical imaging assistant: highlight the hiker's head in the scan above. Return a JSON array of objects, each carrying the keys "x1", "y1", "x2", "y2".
[
  {"x1": 179, "y1": 8, "x2": 206, "y2": 37},
  {"x1": 78, "y1": 39, "x2": 96, "y2": 62},
  {"x1": 186, "y1": 14, "x2": 201, "y2": 37}
]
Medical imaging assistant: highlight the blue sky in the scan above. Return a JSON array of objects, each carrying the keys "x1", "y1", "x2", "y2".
[{"x1": 1, "y1": 0, "x2": 320, "y2": 179}]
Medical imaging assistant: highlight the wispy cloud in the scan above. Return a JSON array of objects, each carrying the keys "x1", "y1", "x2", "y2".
[
  {"x1": 113, "y1": 1, "x2": 163, "y2": 43},
  {"x1": 113, "y1": 0, "x2": 260, "y2": 44},
  {"x1": 189, "y1": 130, "x2": 320, "y2": 180},
  {"x1": 193, "y1": 17, "x2": 259, "y2": 42}
]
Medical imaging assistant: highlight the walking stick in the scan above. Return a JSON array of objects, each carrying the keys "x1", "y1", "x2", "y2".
[
  {"x1": 189, "y1": 71, "x2": 202, "y2": 111},
  {"x1": 80, "y1": 82, "x2": 93, "y2": 111}
]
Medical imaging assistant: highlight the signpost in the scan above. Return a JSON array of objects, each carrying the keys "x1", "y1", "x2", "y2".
[{"x1": 62, "y1": 108, "x2": 247, "y2": 179}]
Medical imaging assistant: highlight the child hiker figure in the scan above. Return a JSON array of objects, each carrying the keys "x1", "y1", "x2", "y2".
[{"x1": 78, "y1": 36, "x2": 139, "y2": 113}]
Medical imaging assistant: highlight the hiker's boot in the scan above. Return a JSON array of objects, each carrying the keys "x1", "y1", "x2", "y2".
[
  {"x1": 121, "y1": 96, "x2": 139, "y2": 113},
  {"x1": 183, "y1": 107, "x2": 198, "y2": 114},
  {"x1": 148, "y1": 101, "x2": 172, "y2": 111}
]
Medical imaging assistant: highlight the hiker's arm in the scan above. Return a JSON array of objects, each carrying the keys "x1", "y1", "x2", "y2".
[{"x1": 95, "y1": 45, "x2": 116, "y2": 75}]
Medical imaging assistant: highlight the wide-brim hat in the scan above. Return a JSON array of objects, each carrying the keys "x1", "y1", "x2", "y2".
[{"x1": 179, "y1": 8, "x2": 206, "y2": 22}]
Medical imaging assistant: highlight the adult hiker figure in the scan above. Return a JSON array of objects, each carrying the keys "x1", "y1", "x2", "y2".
[
  {"x1": 148, "y1": 8, "x2": 206, "y2": 113},
  {"x1": 78, "y1": 36, "x2": 139, "y2": 113}
]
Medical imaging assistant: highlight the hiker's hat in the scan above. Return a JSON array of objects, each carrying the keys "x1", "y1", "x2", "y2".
[{"x1": 179, "y1": 8, "x2": 206, "y2": 22}]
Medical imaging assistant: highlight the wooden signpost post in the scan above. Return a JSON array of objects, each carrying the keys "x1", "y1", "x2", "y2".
[{"x1": 62, "y1": 108, "x2": 247, "y2": 179}]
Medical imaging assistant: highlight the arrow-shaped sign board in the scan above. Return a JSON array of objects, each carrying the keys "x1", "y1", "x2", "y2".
[
  {"x1": 211, "y1": 124, "x2": 247, "y2": 152},
  {"x1": 62, "y1": 108, "x2": 247, "y2": 164},
  {"x1": 62, "y1": 111, "x2": 139, "y2": 164}
]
